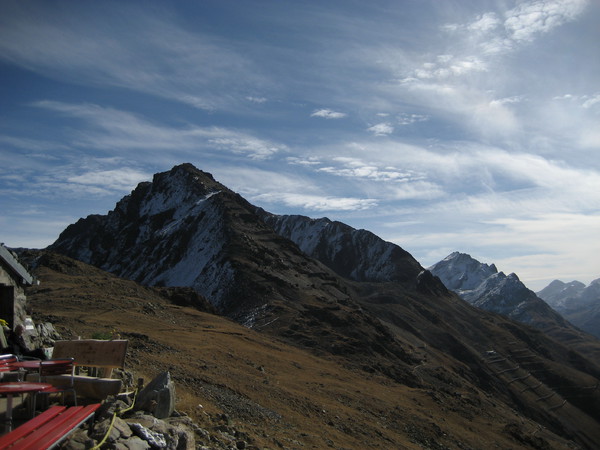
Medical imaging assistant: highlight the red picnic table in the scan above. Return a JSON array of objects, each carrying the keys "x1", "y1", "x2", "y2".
[
  {"x1": 0, "y1": 382, "x2": 52, "y2": 433},
  {"x1": 10, "y1": 360, "x2": 41, "y2": 372}
]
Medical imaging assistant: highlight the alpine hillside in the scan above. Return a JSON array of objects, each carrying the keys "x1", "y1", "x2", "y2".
[{"x1": 46, "y1": 163, "x2": 600, "y2": 448}]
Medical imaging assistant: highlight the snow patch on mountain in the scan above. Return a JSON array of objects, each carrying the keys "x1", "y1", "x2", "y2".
[
  {"x1": 428, "y1": 251, "x2": 497, "y2": 292},
  {"x1": 259, "y1": 212, "x2": 425, "y2": 284}
]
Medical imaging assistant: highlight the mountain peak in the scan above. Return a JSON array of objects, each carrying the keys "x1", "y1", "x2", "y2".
[
  {"x1": 428, "y1": 252, "x2": 497, "y2": 291},
  {"x1": 429, "y1": 252, "x2": 591, "y2": 342}
]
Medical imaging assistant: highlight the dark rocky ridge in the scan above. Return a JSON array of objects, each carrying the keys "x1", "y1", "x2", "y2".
[{"x1": 257, "y1": 211, "x2": 427, "y2": 285}]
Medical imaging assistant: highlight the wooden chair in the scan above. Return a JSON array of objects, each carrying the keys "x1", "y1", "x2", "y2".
[{"x1": 33, "y1": 359, "x2": 77, "y2": 413}]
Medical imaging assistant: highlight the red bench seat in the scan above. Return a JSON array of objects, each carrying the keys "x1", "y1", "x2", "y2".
[{"x1": 0, "y1": 403, "x2": 101, "y2": 449}]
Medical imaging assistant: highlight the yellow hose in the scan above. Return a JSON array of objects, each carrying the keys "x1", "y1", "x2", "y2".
[{"x1": 90, "y1": 388, "x2": 138, "y2": 450}]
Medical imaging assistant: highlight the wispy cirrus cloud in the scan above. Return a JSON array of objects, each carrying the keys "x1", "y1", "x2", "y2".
[
  {"x1": 67, "y1": 168, "x2": 150, "y2": 192},
  {"x1": 317, "y1": 156, "x2": 421, "y2": 182},
  {"x1": 0, "y1": 3, "x2": 269, "y2": 111},
  {"x1": 308, "y1": 139, "x2": 600, "y2": 216},
  {"x1": 32, "y1": 101, "x2": 286, "y2": 160}
]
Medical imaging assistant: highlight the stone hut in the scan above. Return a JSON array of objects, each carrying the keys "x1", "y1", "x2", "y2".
[{"x1": 0, "y1": 243, "x2": 35, "y2": 330}]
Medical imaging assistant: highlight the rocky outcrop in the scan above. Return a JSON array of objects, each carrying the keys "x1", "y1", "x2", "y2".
[
  {"x1": 134, "y1": 371, "x2": 176, "y2": 419},
  {"x1": 63, "y1": 372, "x2": 259, "y2": 450}
]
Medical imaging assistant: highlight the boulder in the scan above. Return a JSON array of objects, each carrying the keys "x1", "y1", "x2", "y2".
[
  {"x1": 134, "y1": 371, "x2": 176, "y2": 419},
  {"x1": 129, "y1": 422, "x2": 168, "y2": 448}
]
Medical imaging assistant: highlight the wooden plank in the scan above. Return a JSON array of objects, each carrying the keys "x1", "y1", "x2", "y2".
[
  {"x1": 52, "y1": 340, "x2": 128, "y2": 368},
  {"x1": 0, "y1": 406, "x2": 66, "y2": 448}
]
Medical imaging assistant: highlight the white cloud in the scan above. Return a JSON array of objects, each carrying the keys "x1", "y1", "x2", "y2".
[
  {"x1": 397, "y1": 113, "x2": 429, "y2": 125},
  {"x1": 317, "y1": 156, "x2": 418, "y2": 182},
  {"x1": 254, "y1": 192, "x2": 377, "y2": 212},
  {"x1": 489, "y1": 95, "x2": 525, "y2": 106},
  {"x1": 552, "y1": 94, "x2": 574, "y2": 100},
  {"x1": 286, "y1": 156, "x2": 322, "y2": 166},
  {"x1": 208, "y1": 134, "x2": 283, "y2": 160},
  {"x1": 310, "y1": 109, "x2": 347, "y2": 119},
  {"x1": 468, "y1": 12, "x2": 501, "y2": 33},
  {"x1": 67, "y1": 168, "x2": 150, "y2": 191},
  {"x1": 504, "y1": 0, "x2": 588, "y2": 42},
  {"x1": 246, "y1": 96, "x2": 268, "y2": 104},
  {"x1": 413, "y1": 56, "x2": 488, "y2": 80},
  {"x1": 582, "y1": 93, "x2": 600, "y2": 109},
  {"x1": 367, "y1": 123, "x2": 393, "y2": 136},
  {"x1": 387, "y1": 0, "x2": 591, "y2": 143}
]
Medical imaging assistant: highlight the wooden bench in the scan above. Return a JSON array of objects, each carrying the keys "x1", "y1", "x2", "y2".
[
  {"x1": 0, "y1": 404, "x2": 101, "y2": 449},
  {"x1": 28, "y1": 340, "x2": 128, "y2": 401}
]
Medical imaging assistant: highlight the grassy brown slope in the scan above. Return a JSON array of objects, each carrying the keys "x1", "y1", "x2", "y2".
[{"x1": 23, "y1": 252, "x2": 587, "y2": 449}]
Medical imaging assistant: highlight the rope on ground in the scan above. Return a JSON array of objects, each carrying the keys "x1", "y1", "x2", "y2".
[{"x1": 90, "y1": 387, "x2": 139, "y2": 450}]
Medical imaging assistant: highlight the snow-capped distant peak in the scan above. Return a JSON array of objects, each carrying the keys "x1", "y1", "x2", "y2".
[{"x1": 428, "y1": 252, "x2": 497, "y2": 291}]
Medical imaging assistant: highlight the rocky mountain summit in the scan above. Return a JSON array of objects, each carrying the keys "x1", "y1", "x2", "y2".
[
  {"x1": 44, "y1": 163, "x2": 600, "y2": 448},
  {"x1": 538, "y1": 278, "x2": 600, "y2": 338}
]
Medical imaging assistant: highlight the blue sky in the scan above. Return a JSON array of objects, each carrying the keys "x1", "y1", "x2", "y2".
[{"x1": 1, "y1": 0, "x2": 599, "y2": 290}]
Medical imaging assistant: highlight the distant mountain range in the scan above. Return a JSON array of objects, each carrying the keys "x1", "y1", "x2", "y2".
[
  {"x1": 46, "y1": 163, "x2": 600, "y2": 448},
  {"x1": 428, "y1": 252, "x2": 566, "y2": 326},
  {"x1": 537, "y1": 278, "x2": 600, "y2": 339},
  {"x1": 428, "y1": 252, "x2": 599, "y2": 355}
]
